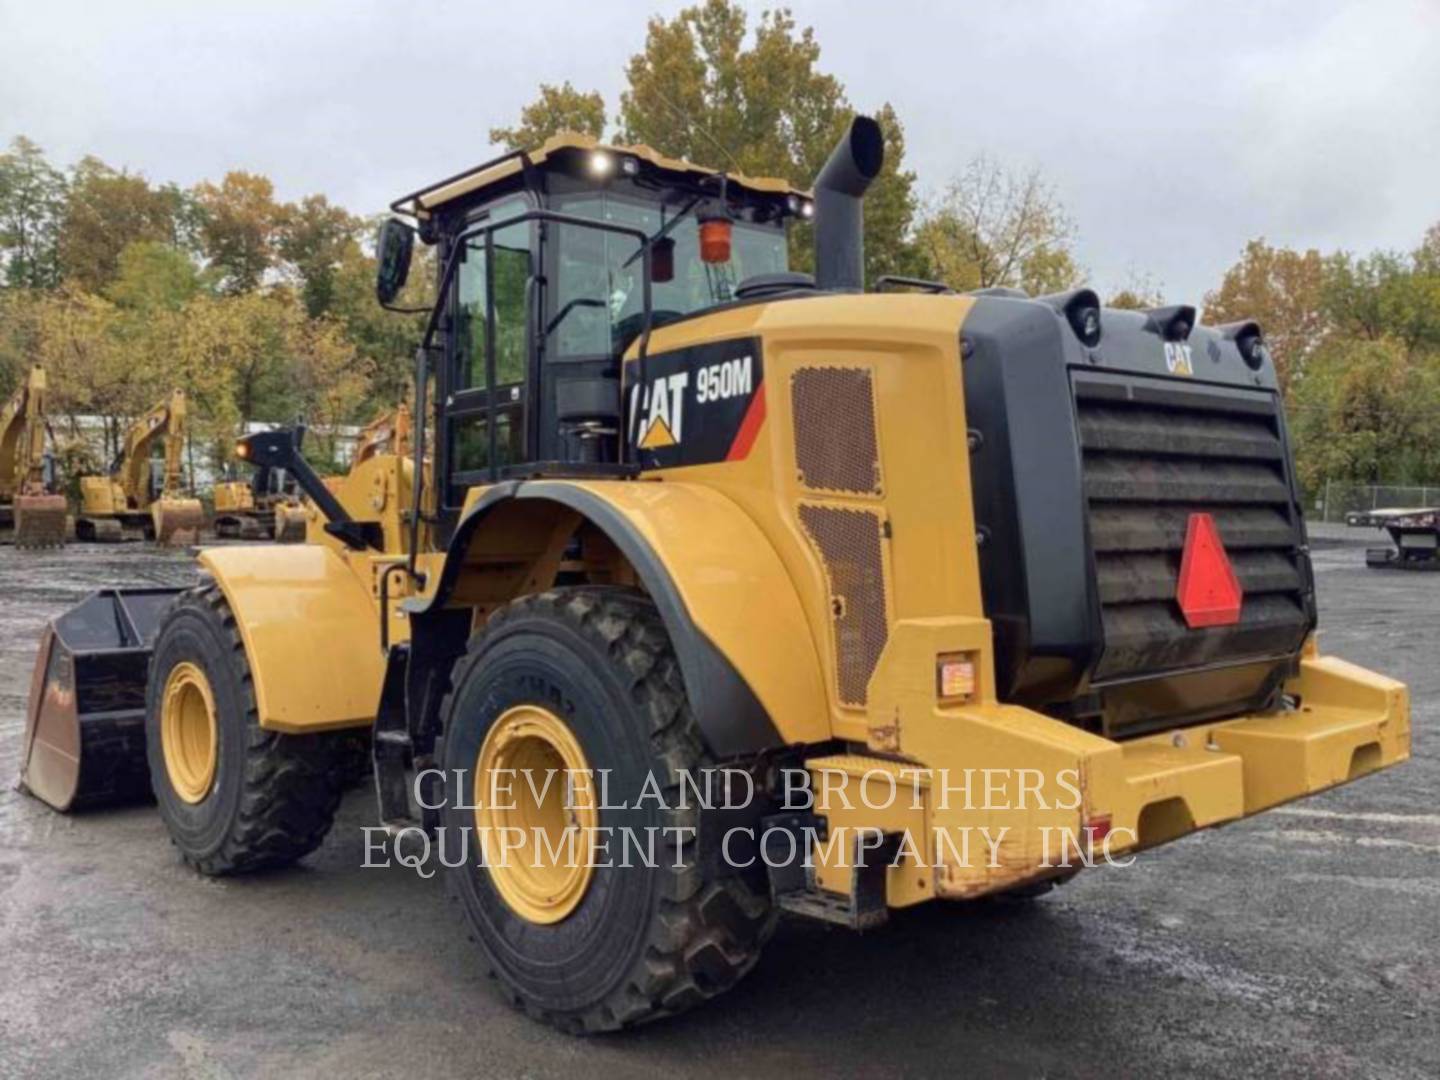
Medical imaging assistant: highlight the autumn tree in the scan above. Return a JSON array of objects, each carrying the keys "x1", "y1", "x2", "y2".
[
  {"x1": 1106, "y1": 270, "x2": 1164, "y2": 310},
  {"x1": 0, "y1": 136, "x2": 67, "y2": 288},
  {"x1": 494, "y1": 1, "x2": 920, "y2": 283},
  {"x1": 57, "y1": 157, "x2": 178, "y2": 291},
  {"x1": 620, "y1": 1, "x2": 919, "y2": 282},
  {"x1": 1202, "y1": 240, "x2": 1328, "y2": 393},
  {"x1": 277, "y1": 194, "x2": 364, "y2": 317},
  {"x1": 193, "y1": 171, "x2": 283, "y2": 293},
  {"x1": 913, "y1": 155, "x2": 1081, "y2": 295},
  {"x1": 489, "y1": 82, "x2": 607, "y2": 149}
]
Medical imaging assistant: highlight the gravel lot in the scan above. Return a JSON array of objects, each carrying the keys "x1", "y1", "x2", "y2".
[{"x1": 1, "y1": 528, "x2": 1435, "y2": 1079}]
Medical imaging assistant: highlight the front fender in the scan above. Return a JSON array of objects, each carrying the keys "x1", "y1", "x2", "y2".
[
  {"x1": 419, "y1": 479, "x2": 829, "y2": 756},
  {"x1": 198, "y1": 545, "x2": 383, "y2": 732}
]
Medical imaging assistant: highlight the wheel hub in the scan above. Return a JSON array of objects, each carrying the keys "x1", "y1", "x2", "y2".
[
  {"x1": 475, "y1": 705, "x2": 597, "y2": 924},
  {"x1": 160, "y1": 661, "x2": 218, "y2": 803}
]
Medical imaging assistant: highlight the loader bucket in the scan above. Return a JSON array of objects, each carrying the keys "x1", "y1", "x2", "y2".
[
  {"x1": 274, "y1": 504, "x2": 308, "y2": 543},
  {"x1": 13, "y1": 493, "x2": 68, "y2": 549},
  {"x1": 19, "y1": 587, "x2": 183, "y2": 812},
  {"x1": 152, "y1": 497, "x2": 204, "y2": 546}
]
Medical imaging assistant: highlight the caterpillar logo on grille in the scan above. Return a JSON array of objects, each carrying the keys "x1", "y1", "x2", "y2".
[
  {"x1": 798, "y1": 504, "x2": 889, "y2": 707},
  {"x1": 791, "y1": 367, "x2": 882, "y2": 495}
]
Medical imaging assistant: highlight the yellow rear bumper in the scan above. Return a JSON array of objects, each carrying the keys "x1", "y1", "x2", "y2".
[{"x1": 805, "y1": 628, "x2": 1409, "y2": 907}]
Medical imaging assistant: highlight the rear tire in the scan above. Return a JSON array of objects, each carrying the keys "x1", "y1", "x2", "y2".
[
  {"x1": 145, "y1": 584, "x2": 346, "y2": 875},
  {"x1": 438, "y1": 587, "x2": 775, "y2": 1033}
]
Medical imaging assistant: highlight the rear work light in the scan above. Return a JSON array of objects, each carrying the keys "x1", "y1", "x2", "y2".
[{"x1": 937, "y1": 652, "x2": 977, "y2": 702}]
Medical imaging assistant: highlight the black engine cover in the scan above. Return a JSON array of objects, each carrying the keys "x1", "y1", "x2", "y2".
[{"x1": 960, "y1": 296, "x2": 1315, "y2": 737}]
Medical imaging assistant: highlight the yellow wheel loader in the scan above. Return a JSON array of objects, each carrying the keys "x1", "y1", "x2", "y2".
[
  {"x1": 75, "y1": 389, "x2": 205, "y2": 545},
  {"x1": 212, "y1": 426, "x2": 308, "y2": 542},
  {"x1": 21, "y1": 119, "x2": 1409, "y2": 1033},
  {"x1": 0, "y1": 364, "x2": 67, "y2": 548}
]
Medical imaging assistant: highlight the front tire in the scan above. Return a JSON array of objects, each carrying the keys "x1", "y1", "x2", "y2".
[
  {"x1": 145, "y1": 585, "x2": 346, "y2": 875},
  {"x1": 438, "y1": 588, "x2": 775, "y2": 1033}
]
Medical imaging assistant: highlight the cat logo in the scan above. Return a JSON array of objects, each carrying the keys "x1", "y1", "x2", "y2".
[
  {"x1": 1164, "y1": 341, "x2": 1194, "y2": 376},
  {"x1": 632, "y1": 372, "x2": 689, "y2": 450},
  {"x1": 626, "y1": 338, "x2": 764, "y2": 467}
]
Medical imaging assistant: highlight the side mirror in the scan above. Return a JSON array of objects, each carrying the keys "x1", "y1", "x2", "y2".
[{"x1": 376, "y1": 218, "x2": 415, "y2": 306}]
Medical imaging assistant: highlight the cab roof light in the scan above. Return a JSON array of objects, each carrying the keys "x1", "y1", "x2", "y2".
[
  {"x1": 588, "y1": 151, "x2": 614, "y2": 178},
  {"x1": 1038, "y1": 288, "x2": 1103, "y2": 348},
  {"x1": 1218, "y1": 320, "x2": 1269, "y2": 371},
  {"x1": 1143, "y1": 304, "x2": 1196, "y2": 342}
]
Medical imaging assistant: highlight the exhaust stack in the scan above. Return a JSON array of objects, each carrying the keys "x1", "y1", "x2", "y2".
[{"x1": 813, "y1": 115, "x2": 885, "y2": 292}]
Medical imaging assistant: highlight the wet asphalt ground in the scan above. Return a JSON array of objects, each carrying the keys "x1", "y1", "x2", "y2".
[{"x1": 0, "y1": 527, "x2": 1435, "y2": 1079}]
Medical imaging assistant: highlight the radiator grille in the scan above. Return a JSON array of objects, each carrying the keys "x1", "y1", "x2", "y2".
[
  {"x1": 798, "y1": 504, "x2": 889, "y2": 706},
  {"x1": 1073, "y1": 374, "x2": 1311, "y2": 684},
  {"x1": 792, "y1": 367, "x2": 882, "y2": 495}
]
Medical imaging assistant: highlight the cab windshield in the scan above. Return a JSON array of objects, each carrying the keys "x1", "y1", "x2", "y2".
[{"x1": 548, "y1": 190, "x2": 788, "y2": 358}]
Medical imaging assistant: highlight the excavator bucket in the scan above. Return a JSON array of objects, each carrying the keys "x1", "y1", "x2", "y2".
[
  {"x1": 13, "y1": 493, "x2": 67, "y2": 548},
  {"x1": 19, "y1": 588, "x2": 183, "y2": 811},
  {"x1": 274, "y1": 504, "x2": 308, "y2": 543},
  {"x1": 152, "y1": 497, "x2": 205, "y2": 546}
]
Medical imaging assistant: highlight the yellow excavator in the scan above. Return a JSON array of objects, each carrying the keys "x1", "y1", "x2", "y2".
[
  {"x1": 75, "y1": 389, "x2": 205, "y2": 544},
  {"x1": 0, "y1": 364, "x2": 67, "y2": 548},
  {"x1": 20, "y1": 119, "x2": 1410, "y2": 1032}
]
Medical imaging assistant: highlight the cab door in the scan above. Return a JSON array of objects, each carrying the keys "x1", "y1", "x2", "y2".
[{"x1": 443, "y1": 195, "x2": 534, "y2": 510}]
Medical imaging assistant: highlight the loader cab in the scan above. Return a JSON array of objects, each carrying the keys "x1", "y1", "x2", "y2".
[{"x1": 386, "y1": 136, "x2": 807, "y2": 520}]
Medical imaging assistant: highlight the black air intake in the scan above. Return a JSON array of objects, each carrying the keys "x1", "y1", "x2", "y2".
[{"x1": 813, "y1": 116, "x2": 884, "y2": 292}]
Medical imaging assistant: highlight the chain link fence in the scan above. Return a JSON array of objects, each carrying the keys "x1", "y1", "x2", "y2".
[{"x1": 1313, "y1": 481, "x2": 1440, "y2": 524}]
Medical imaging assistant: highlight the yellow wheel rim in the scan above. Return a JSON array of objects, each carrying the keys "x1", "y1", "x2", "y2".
[
  {"x1": 160, "y1": 661, "x2": 219, "y2": 804},
  {"x1": 475, "y1": 705, "x2": 597, "y2": 925}
]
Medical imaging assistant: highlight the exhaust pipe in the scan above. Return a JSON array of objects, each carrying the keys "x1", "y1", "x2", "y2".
[{"x1": 813, "y1": 115, "x2": 885, "y2": 292}]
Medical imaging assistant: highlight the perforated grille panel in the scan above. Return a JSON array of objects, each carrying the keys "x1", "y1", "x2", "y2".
[
  {"x1": 798, "y1": 504, "x2": 889, "y2": 706},
  {"x1": 792, "y1": 367, "x2": 882, "y2": 495}
]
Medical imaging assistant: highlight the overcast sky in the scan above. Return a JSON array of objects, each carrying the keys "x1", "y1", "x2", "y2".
[{"x1": 2, "y1": 0, "x2": 1437, "y2": 304}]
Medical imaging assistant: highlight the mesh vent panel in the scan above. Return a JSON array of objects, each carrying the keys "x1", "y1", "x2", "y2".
[
  {"x1": 798, "y1": 504, "x2": 888, "y2": 706},
  {"x1": 792, "y1": 367, "x2": 882, "y2": 495}
]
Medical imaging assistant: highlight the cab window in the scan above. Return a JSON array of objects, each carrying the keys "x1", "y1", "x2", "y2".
[{"x1": 548, "y1": 191, "x2": 787, "y2": 358}]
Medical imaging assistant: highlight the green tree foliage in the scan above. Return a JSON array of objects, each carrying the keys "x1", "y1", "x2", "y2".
[
  {"x1": 489, "y1": 82, "x2": 607, "y2": 150},
  {"x1": 1290, "y1": 336, "x2": 1440, "y2": 489},
  {"x1": 57, "y1": 157, "x2": 179, "y2": 291},
  {"x1": 106, "y1": 240, "x2": 201, "y2": 311},
  {"x1": 0, "y1": 136, "x2": 67, "y2": 288},
  {"x1": 912, "y1": 155, "x2": 1081, "y2": 295},
  {"x1": 0, "y1": 137, "x2": 402, "y2": 475},
  {"x1": 1204, "y1": 228, "x2": 1440, "y2": 490},
  {"x1": 277, "y1": 194, "x2": 364, "y2": 317}
]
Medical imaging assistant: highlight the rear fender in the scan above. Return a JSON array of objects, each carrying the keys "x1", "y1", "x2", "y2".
[
  {"x1": 409, "y1": 479, "x2": 828, "y2": 757},
  {"x1": 198, "y1": 546, "x2": 383, "y2": 732}
]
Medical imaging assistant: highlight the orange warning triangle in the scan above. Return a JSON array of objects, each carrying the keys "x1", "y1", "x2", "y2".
[
  {"x1": 638, "y1": 415, "x2": 677, "y2": 450},
  {"x1": 1176, "y1": 512, "x2": 1243, "y2": 628}
]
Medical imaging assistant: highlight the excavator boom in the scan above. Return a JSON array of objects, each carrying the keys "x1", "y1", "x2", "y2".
[
  {"x1": 75, "y1": 389, "x2": 203, "y2": 545},
  {"x1": 0, "y1": 365, "x2": 67, "y2": 549}
]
